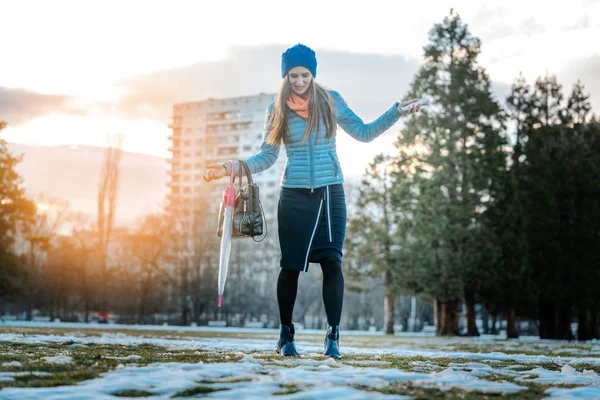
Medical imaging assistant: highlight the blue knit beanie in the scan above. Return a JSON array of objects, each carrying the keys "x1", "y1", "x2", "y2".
[{"x1": 281, "y1": 44, "x2": 317, "y2": 79}]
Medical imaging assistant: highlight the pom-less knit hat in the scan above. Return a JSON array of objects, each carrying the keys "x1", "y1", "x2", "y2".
[{"x1": 281, "y1": 44, "x2": 317, "y2": 78}]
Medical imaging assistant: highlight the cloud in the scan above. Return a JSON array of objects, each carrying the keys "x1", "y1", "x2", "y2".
[
  {"x1": 3, "y1": 43, "x2": 596, "y2": 132},
  {"x1": 0, "y1": 87, "x2": 84, "y2": 125},
  {"x1": 519, "y1": 17, "x2": 546, "y2": 36},
  {"x1": 563, "y1": 15, "x2": 590, "y2": 31},
  {"x1": 110, "y1": 45, "x2": 421, "y2": 122}
]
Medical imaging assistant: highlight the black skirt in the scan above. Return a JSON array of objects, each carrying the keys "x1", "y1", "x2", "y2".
[{"x1": 277, "y1": 184, "x2": 346, "y2": 272}]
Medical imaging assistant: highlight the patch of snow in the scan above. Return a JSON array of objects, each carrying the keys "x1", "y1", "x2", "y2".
[
  {"x1": 519, "y1": 366, "x2": 599, "y2": 386},
  {"x1": 1, "y1": 361, "x2": 21, "y2": 368},
  {"x1": 0, "y1": 355, "x2": 530, "y2": 400},
  {"x1": 413, "y1": 367, "x2": 525, "y2": 393},
  {"x1": 1, "y1": 330, "x2": 600, "y2": 399},
  {"x1": 546, "y1": 386, "x2": 600, "y2": 399},
  {"x1": 2, "y1": 332, "x2": 600, "y2": 368},
  {"x1": 41, "y1": 356, "x2": 72, "y2": 364},
  {"x1": 105, "y1": 354, "x2": 142, "y2": 361}
]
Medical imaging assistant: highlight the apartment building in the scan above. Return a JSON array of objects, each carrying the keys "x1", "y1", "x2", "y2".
[{"x1": 167, "y1": 93, "x2": 284, "y2": 234}]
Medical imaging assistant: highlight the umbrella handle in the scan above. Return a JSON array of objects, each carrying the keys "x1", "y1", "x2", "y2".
[
  {"x1": 224, "y1": 161, "x2": 236, "y2": 207},
  {"x1": 228, "y1": 160, "x2": 235, "y2": 184}
]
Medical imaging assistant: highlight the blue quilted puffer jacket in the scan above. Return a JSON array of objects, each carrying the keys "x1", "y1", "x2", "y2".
[{"x1": 225, "y1": 91, "x2": 402, "y2": 190}]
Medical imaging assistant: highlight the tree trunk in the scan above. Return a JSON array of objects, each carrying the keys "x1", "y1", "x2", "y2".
[
  {"x1": 439, "y1": 298, "x2": 461, "y2": 336},
  {"x1": 491, "y1": 314, "x2": 498, "y2": 334},
  {"x1": 592, "y1": 311, "x2": 600, "y2": 340},
  {"x1": 577, "y1": 310, "x2": 590, "y2": 341},
  {"x1": 383, "y1": 270, "x2": 395, "y2": 335},
  {"x1": 433, "y1": 297, "x2": 442, "y2": 335},
  {"x1": 84, "y1": 297, "x2": 90, "y2": 323},
  {"x1": 505, "y1": 301, "x2": 519, "y2": 339},
  {"x1": 481, "y1": 310, "x2": 489, "y2": 334},
  {"x1": 464, "y1": 287, "x2": 479, "y2": 336},
  {"x1": 557, "y1": 302, "x2": 574, "y2": 341},
  {"x1": 539, "y1": 300, "x2": 557, "y2": 339},
  {"x1": 182, "y1": 305, "x2": 189, "y2": 326}
]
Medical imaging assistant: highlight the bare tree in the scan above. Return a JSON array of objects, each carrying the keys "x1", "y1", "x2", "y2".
[
  {"x1": 97, "y1": 134, "x2": 123, "y2": 310},
  {"x1": 20, "y1": 194, "x2": 71, "y2": 319},
  {"x1": 122, "y1": 214, "x2": 170, "y2": 324}
]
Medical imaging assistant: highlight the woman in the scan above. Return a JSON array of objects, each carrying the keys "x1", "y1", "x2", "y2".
[{"x1": 204, "y1": 44, "x2": 421, "y2": 359}]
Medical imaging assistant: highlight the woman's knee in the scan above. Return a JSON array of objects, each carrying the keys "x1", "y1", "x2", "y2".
[
  {"x1": 320, "y1": 257, "x2": 342, "y2": 274},
  {"x1": 279, "y1": 269, "x2": 300, "y2": 280}
]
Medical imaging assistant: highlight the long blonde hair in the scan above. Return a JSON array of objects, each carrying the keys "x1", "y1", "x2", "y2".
[{"x1": 266, "y1": 76, "x2": 336, "y2": 145}]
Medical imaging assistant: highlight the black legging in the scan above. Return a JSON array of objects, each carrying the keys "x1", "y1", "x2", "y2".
[{"x1": 277, "y1": 257, "x2": 344, "y2": 328}]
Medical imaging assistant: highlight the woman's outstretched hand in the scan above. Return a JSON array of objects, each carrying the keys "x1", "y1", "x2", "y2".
[
  {"x1": 203, "y1": 164, "x2": 227, "y2": 183},
  {"x1": 397, "y1": 98, "x2": 422, "y2": 116}
]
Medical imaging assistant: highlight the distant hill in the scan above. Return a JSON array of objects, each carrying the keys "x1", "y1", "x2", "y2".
[{"x1": 6, "y1": 143, "x2": 168, "y2": 227}]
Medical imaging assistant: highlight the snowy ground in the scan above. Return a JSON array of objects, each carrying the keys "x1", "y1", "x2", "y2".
[{"x1": 0, "y1": 322, "x2": 599, "y2": 399}]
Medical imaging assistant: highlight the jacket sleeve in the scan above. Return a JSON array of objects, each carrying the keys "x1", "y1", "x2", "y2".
[
  {"x1": 330, "y1": 90, "x2": 402, "y2": 143},
  {"x1": 224, "y1": 103, "x2": 280, "y2": 176}
]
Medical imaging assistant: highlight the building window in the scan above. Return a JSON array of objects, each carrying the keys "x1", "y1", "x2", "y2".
[
  {"x1": 183, "y1": 163, "x2": 191, "y2": 170},
  {"x1": 243, "y1": 145, "x2": 251, "y2": 151}
]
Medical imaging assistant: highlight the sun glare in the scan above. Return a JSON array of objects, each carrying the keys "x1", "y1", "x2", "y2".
[{"x1": 2, "y1": 114, "x2": 170, "y2": 158}]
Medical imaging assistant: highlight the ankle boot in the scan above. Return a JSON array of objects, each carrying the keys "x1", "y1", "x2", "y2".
[
  {"x1": 276, "y1": 324, "x2": 300, "y2": 357},
  {"x1": 323, "y1": 325, "x2": 342, "y2": 359}
]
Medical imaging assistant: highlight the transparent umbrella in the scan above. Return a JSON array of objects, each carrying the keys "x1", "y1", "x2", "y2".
[{"x1": 218, "y1": 161, "x2": 236, "y2": 308}]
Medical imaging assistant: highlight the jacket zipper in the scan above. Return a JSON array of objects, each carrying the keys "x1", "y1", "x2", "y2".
[
  {"x1": 326, "y1": 186, "x2": 332, "y2": 242},
  {"x1": 304, "y1": 198, "x2": 323, "y2": 272},
  {"x1": 309, "y1": 127, "x2": 315, "y2": 192}
]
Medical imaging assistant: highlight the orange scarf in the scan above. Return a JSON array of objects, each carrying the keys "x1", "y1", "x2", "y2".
[{"x1": 286, "y1": 91, "x2": 310, "y2": 119}]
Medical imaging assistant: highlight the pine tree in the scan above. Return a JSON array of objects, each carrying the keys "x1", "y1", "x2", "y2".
[
  {"x1": 0, "y1": 122, "x2": 36, "y2": 296},
  {"x1": 565, "y1": 79, "x2": 593, "y2": 127},
  {"x1": 479, "y1": 74, "x2": 537, "y2": 339},
  {"x1": 523, "y1": 79, "x2": 600, "y2": 340},
  {"x1": 346, "y1": 154, "x2": 399, "y2": 334},
  {"x1": 532, "y1": 75, "x2": 564, "y2": 128},
  {"x1": 390, "y1": 13, "x2": 506, "y2": 336}
]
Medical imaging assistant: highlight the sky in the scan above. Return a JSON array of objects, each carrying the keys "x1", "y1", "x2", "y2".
[{"x1": 1, "y1": 0, "x2": 599, "y2": 180}]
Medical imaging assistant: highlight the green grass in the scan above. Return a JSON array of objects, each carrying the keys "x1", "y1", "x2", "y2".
[
  {"x1": 272, "y1": 383, "x2": 302, "y2": 395},
  {"x1": 171, "y1": 386, "x2": 229, "y2": 397},
  {"x1": 112, "y1": 389, "x2": 155, "y2": 397},
  {"x1": 351, "y1": 381, "x2": 586, "y2": 400},
  {"x1": 0, "y1": 341, "x2": 244, "y2": 389},
  {"x1": 1, "y1": 325, "x2": 598, "y2": 399}
]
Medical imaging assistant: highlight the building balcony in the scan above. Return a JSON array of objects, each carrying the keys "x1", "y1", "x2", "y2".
[
  {"x1": 168, "y1": 116, "x2": 182, "y2": 129},
  {"x1": 206, "y1": 116, "x2": 253, "y2": 125}
]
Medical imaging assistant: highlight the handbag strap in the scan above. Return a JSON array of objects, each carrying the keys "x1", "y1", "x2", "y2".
[{"x1": 239, "y1": 160, "x2": 253, "y2": 185}]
